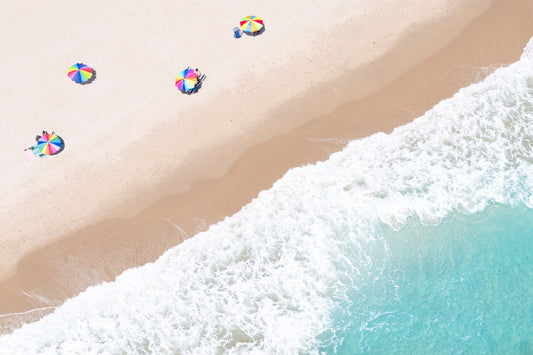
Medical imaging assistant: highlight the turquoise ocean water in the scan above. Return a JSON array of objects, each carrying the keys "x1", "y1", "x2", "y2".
[
  {"x1": 322, "y1": 204, "x2": 533, "y2": 354},
  {"x1": 0, "y1": 37, "x2": 532, "y2": 355}
]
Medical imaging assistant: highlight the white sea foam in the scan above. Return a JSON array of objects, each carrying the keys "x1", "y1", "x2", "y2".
[{"x1": 0, "y1": 39, "x2": 532, "y2": 354}]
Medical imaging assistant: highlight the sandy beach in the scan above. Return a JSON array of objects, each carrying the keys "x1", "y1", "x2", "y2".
[{"x1": 1, "y1": 0, "x2": 533, "y2": 334}]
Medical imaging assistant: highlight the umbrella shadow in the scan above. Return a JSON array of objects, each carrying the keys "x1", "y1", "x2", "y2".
[
  {"x1": 182, "y1": 75, "x2": 207, "y2": 95},
  {"x1": 79, "y1": 69, "x2": 97, "y2": 85},
  {"x1": 245, "y1": 25, "x2": 266, "y2": 37}
]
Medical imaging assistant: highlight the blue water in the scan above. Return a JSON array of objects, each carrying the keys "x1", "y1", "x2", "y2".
[{"x1": 323, "y1": 204, "x2": 533, "y2": 354}]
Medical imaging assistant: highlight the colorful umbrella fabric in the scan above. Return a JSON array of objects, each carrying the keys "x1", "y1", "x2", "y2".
[
  {"x1": 175, "y1": 68, "x2": 198, "y2": 92},
  {"x1": 67, "y1": 63, "x2": 93, "y2": 83},
  {"x1": 37, "y1": 133, "x2": 64, "y2": 155},
  {"x1": 240, "y1": 15, "x2": 264, "y2": 34}
]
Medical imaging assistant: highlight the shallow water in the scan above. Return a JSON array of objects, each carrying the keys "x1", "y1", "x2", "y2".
[{"x1": 322, "y1": 204, "x2": 533, "y2": 354}]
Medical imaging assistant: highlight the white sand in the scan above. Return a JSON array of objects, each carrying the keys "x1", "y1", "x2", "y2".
[{"x1": 0, "y1": 0, "x2": 490, "y2": 280}]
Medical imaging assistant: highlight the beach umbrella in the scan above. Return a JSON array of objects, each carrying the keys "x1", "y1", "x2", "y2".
[
  {"x1": 37, "y1": 133, "x2": 64, "y2": 155},
  {"x1": 175, "y1": 68, "x2": 198, "y2": 92},
  {"x1": 67, "y1": 63, "x2": 93, "y2": 83},
  {"x1": 240, "y1": 15, "x2": 264, "y2": 34}
]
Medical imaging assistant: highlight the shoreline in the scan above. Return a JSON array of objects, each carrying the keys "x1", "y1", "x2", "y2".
[{"x1": 2, "y1": 0, "x2": 533, "y2": 333}]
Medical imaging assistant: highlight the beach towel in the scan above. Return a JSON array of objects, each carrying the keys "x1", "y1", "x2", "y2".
[{"x1": 24, "y1": 149, "x2": 37, "y2": 161}]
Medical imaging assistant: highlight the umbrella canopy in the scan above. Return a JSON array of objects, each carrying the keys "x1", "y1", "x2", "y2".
[
  {"x1": 68, "y1": 63, "x2": 93, "y2": 83},
  {"x1": 175, "y1": 68, "x2": 198, "y2": 92},
  {"x1": 37, "y1": 133, "x2": 64, "y2": 155},
  {"x1": 240, "y1": 15, "x2": 264, "y2": 34}
]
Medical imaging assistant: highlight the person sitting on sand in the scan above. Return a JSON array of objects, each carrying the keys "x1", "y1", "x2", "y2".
[{"x1": 194, "y1": 68, "x2": 202, "y2": 80}]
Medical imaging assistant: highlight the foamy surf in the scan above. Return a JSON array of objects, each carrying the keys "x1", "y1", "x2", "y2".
[{"x1": 0, "y1": 38, "x2": 532, "y2": 355}]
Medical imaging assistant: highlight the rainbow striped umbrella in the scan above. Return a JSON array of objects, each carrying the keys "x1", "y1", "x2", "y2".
[
  {"x1": 68, "y1": 63, "x2": 93, "y2": 83},
  {"x1": 37, "y1": 133, "x2": 64, "y2": 155},
  {"x1": 175, "y1": 68, "x2": 198, "y2": 92},
  {"x1": 240, "y1": 15, "x2": 264, "y2": 34}
]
